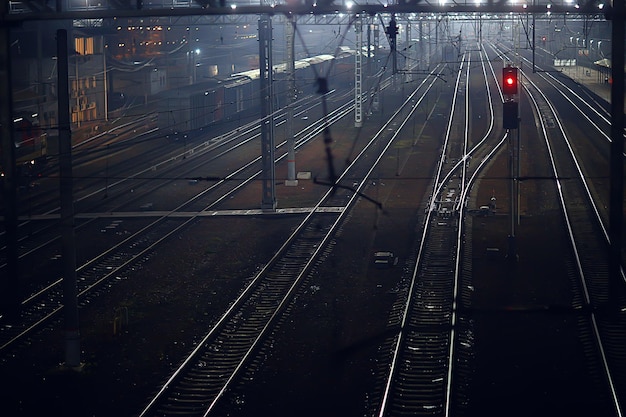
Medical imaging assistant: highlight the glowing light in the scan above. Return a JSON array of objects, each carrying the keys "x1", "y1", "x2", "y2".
[{"x1": 502, "y1": 67, "x2": 518, "y2": 95}]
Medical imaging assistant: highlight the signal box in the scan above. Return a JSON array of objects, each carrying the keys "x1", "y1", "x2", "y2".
[{"x1": 503, "y1": 100, "x2": 519, "y2": 129}]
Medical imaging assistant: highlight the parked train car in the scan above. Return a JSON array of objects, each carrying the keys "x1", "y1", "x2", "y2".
[
  {"x1": 13, "y1": 114, "x2": 47, "y2": 163},
  {"x1": 156, "y1": 49, "x2": 359, "y2": 137},
  {"x1": 157, "y1": 79, "x2": 221, "y2": 136},
  {"x1": 0, "y1": 114, "x2": 48, "y2": 184}
]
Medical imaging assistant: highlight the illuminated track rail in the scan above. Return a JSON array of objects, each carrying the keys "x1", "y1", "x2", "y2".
[
  {"x1": 138, "y1": 67, "x2": 445, "y2": 417},
  {"x1": 0, "y1": 63, "x2": 439, "y2": 370},
  {"x1": 372, "y1": 45, "x2": 504, "y2": 416},
  {"x1": 0, "y1": 87, "x2": 363, "y2": 355},
  {"x1": 0, "y1": 86, "x2": 353, "y2": 273},
  {"x1": 0, "y1": 89, "x2": 338, "y2": 265},
  {"x1": 485, "y1": 40, "x2": 625, "y2": 416},
  {"x1": 376, "y1": 58, "x2": 471, "y2": 416},
  {"x1": 524, "y1": 69, "x2": 625, "y2": 416},
  {"x1": 140, "y1": 209, "x2": 346, "y2": 417},
  {"x1": 514, "y1": 46, "x2": 626, "y2": 244}
]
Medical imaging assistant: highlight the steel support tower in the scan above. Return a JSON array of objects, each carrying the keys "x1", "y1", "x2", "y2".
[
  {"x1": 355, "y1": 16, "x2": 363, "y2": 128},
  {"x1": 405, "y1": 20, "x2": 411, "y2": 83},
  {"x1": 259, "y1": 15, "x2": 276, "y2": 210},
  {"x1": 0, "y1": 0, "x2": 19, "y2": 319},
  {"x1": 285, "y1": 14, "x2": 298, "y2": 186}
]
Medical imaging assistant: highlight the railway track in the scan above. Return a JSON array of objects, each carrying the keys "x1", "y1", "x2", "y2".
[
  {"x1": 0, "y1": 64, "x2": 423, "y2": 359},
  {"x1": 508, "y1": 41, "x2": 626, "y2": 243},
  {"x1": 371, "y1": 46, "x2": 504, "y2": 416},
  {"x1": 1, "y1": 76, "x2": 383, "y2": 268},
  {"x1": 0, "y1": 90, "x2": 338, "y2": 261},
  {"x1": 524, "y1": 65, "x2": 625, "y2": 415},
  {"x1": 138, "y1": 67, "x2": 445, "y2": 417},
  {"x1": 0, "y1": 88, "x2": 351, "y2": 265},
  {"x1": 470, "y1": 41, "x2": 626, "y2": 414},
  {"x1": 0, "y1": 87, "x2": 363, "y2": 354},
  {"x1": 2, "y1": 35, "x2": 625, "y2": 417}
]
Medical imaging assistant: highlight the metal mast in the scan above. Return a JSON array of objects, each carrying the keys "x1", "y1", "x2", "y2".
[
  {"x1": 609, "y1": 0, "x2": 624, "y2": 310},
  {"x1": 405, "y1": 20, "x2": 411, "y2": 83},
  {"x1": 355, "y1": 16, "x2": 363, "y2": 128},
  {"x1": 58, "y1": 29, "x2": 81, "y2": 368},
  {"x1": 0, "y1": 0, "x2": 19, "y2": 320},
  {"x1": 259, "y1": 14, "x2": 276, "y2": 210},
  {"x1": 285, "y1": 14, "x2": 298, "y2": 186}
]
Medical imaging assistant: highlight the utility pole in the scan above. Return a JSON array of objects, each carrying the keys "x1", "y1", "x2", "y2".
[
  {"x1": 103, "y1": 34, "x2": 108, "y2": 122},
  {"x1": 384, "y1": 14, "x2": 399, "y2": 94},
  {"x1": 531, "y1": 0, "x2": 537, "y2": 74},
  {"x1": 608, "y1": 0, "x2": 624, "y2": 310},
  {"x1": 367, "y1": 18, "x2": 371, "y2": 91},
  {"x1": 405, "y1": 19, "x2": 411, "y2": 83},
  {"x1": 259, "y1": 15, "x2": 276, "y2": 211},
  {"x1": 370, "y1": 20, "x2": 380, "y2": 114},
  {"x1": 502, "y1": 65, "x2": 520, "y2": 262},
  {"x1": 355, "y1": 16, "x2": 363, "y2": 127},
  {"x1": 0, "y1": 0, "x2": 20, "y2": 320},
  {"x1": 57, "y1": 29, "x2": 81, "y2": 368},
  {"x1": 388, "y1": 14, "x2": 398, "y2": 75},
  {"x1": 285, "y1": 15, "x2": 297, "y2": 186}
]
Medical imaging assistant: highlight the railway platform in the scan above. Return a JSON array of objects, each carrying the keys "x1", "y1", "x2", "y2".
[{"x1": 557, "y1": 65, "x2": 617, "y2": 104}]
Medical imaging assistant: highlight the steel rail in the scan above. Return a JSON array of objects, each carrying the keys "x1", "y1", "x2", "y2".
[
  {"x1": 489, "y1": 38, "x2": 624, "y2": 417},
  {"x1": 494, "y1": 41, "x2": 626, "y2": 282},
  {"x1": 138, "y1": 65, "x2": 447, "y2": 417},
  {"x1": 524, "y1": 66, "x2": 624, "y2": 417},
  {"x1": 0, "y1": 89, "x2": 345, "y2": 269},
  {"x1": 375, "y1": 40, "x2": 511, "y2": 416},
  {"x1": 376, "y1": 52, "x2": 469, "y2": 416},
  {"x1": 0, "y1": 84, "x2": 359, "y2": 350}
]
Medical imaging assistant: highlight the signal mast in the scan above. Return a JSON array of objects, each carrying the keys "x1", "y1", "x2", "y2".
[{"x1": 502, "y1": 63, "x2": 520, "y2": 262}]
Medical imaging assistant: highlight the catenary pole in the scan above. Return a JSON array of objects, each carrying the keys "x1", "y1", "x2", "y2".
[
  {"x1": 0, "y1": 0, "x2": 20, "y2": 320},
  {"x1": 609, "y1": 0, "x2": 624, "y2": 310},
  {"x1": 57, "y1": 29, "x2": 81, "y2": 368},
  {"x1": 285, "y1": 14, "x2": 297, "y2": 186},
  {"x1": 259, "y1": 15, "x2": 276, "y2": 211}
]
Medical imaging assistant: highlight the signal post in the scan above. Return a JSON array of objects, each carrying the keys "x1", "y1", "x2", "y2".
[{"x1": 502, "y1": 64, "x2": 520, "y2": 262}]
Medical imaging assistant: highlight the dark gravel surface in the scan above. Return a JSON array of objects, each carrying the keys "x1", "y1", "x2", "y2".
[{"x1": 1, "y1": 86, "x2": 617, "y2": 417}]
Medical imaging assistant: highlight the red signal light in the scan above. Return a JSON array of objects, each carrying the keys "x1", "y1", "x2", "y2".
[{"x1": 502, "y1": 67, "x2": 518, "y2": 95}]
